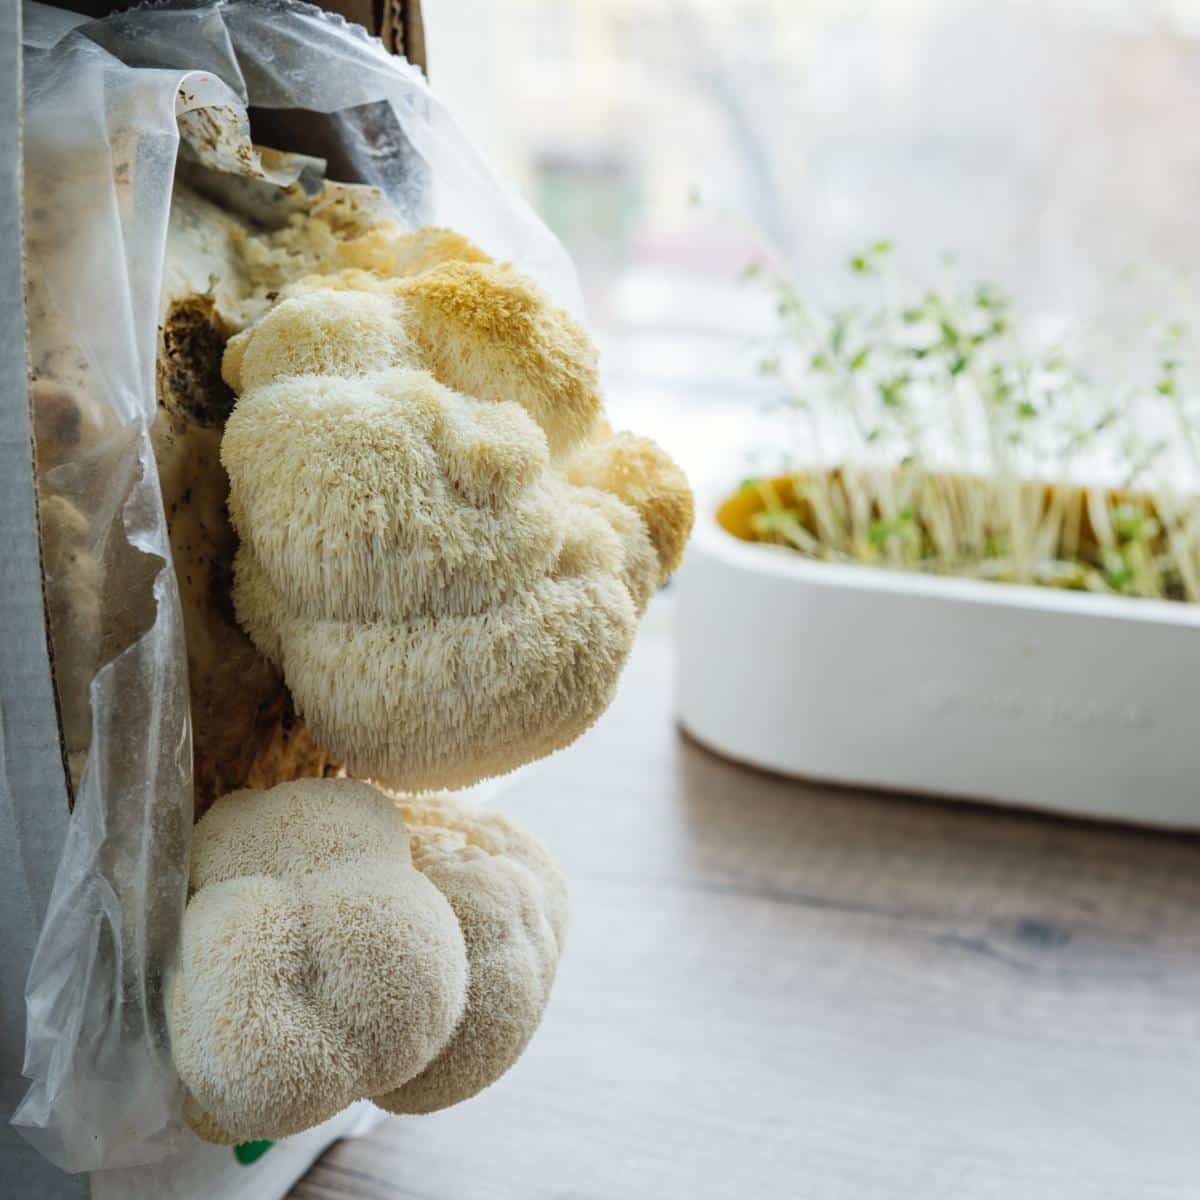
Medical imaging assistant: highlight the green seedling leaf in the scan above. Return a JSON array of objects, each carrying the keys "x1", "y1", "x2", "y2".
[
  {"x1": 831, "y1": 316, "x2": 848, "y2": 355},
  {"x1": 752, "y1": 508, "x2": 805, "y2": 536},
  {"x1": 939, "y1": 319, "x2": 961, "y2": 350},
  {"x1": 1106, "y1": 565, "x2": 1135, "y2": 590},
  {"x1": 743, "y1": 235, "x2": 1198, "y2": 603},
  {"x1": 868, "y1": 520, "x2": 895, "y2": 546}
]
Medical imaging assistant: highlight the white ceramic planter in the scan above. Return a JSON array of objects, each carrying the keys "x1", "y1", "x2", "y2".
[{"x1": 676, "y1": 488, "x2": 1200, "y2": 828}]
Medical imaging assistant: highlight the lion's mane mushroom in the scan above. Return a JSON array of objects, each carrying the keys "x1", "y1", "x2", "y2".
[
  {"x1": 168, "y1": 779, "x2": 568, "y2": 1142},
  {"x1": 219, "y1": 228, "x2": 693, "y2": 788},
  {"x1": 379, "y1": 793, "x2": 568, "y2": 1115},
  {"x1": 167, "y1": 779, "x2": 470, "y2": 1143}
]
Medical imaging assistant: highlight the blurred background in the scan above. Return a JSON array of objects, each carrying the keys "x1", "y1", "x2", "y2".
[{"x1": 425, "y1": 0, "x2": 1200, "y2": 482}]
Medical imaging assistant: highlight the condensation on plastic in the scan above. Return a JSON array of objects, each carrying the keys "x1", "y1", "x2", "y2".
[{"x1": 14, "y1": 0, "x2": 582, "y2": 1173}]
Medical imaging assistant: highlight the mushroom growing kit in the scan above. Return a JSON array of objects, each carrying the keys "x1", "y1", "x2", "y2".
[{"x1": 4, "y1": 4, "x2": 693, "y2": 1194}]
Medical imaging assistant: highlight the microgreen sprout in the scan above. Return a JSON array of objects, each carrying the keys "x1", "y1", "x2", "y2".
[{"x1": 743, "y1": 244, "x2": 1200, "y2": 602}]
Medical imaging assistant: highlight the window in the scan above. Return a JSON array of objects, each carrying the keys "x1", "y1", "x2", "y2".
[{"x1": 428, "y1": 0, "x2": 1200, "y2": 481}]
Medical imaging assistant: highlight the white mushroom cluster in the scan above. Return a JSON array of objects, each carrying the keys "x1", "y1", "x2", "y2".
[
  {"x1": 165, "y1": 223, "x2": 692, "y2": 1145},
  {"x1": 220, "y1": 228, "x2": 692, "y2": 789},
  {"x1": 168, "y1": 780, "x2": 567, "y2": 1143}
]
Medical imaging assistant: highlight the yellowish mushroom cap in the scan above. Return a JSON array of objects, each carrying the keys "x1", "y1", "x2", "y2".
[
  {"x1": 567, "y1": 431, "x2": 696, "y2": 585},
  {"x1": 394, "y1": 261, "x2": 601, "y2": 456},
  {"x1": 335, "y1": 224, "x2": 493, "y2": 277}
]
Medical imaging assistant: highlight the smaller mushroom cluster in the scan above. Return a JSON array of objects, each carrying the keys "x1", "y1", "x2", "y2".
[{"x1": 169, "y1": 780, "x2": 567, "y2": 1143}]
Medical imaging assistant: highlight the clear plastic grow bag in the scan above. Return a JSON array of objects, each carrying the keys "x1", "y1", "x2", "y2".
[{"x1": 15, "y1": 0, "x2": 581, "y2": 1173}]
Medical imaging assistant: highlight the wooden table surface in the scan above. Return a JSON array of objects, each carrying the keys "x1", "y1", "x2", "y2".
[{"x1": 291, "y1": 631, "x2": 1200, "y2": 1200}]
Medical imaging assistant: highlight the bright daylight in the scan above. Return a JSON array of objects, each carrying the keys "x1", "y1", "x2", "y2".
[{"x1": 4, "y1": 2, "x2": 1200, "y2": 1198}]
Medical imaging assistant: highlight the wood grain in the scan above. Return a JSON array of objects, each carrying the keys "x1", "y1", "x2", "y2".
[{"x1": 291, "y1": 630, "x2": 1200, "y2": 1200}]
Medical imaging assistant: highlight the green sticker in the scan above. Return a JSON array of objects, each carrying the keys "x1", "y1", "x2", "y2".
[{"x1": 234, "y1": 1139, "x2": 275, "y2": 1165}]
